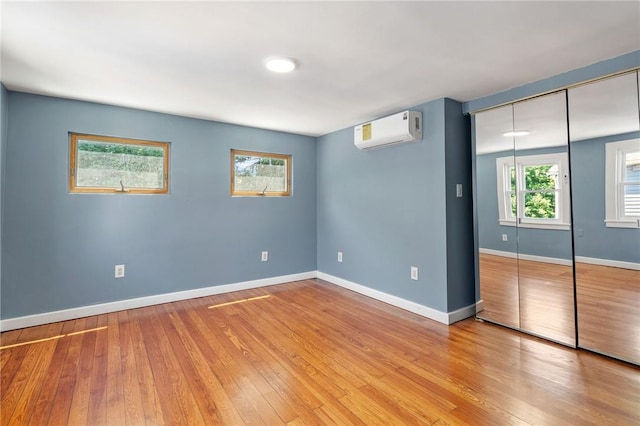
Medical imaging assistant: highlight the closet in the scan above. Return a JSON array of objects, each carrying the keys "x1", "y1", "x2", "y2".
[{"x1": 473, "y1": 70, "x2": 640, "y2": 364}]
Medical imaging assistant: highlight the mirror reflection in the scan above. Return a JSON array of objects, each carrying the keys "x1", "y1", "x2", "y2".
[
  {"x1": 475, "y1": 70, "x2": 640, "y2": 364},
  {"x1": 513, "y1": 93, "x2": 575, "y2": 346},
  {"x1": 569, "y1": 71, "x2": 640, "y2": 364},
  {"x1": 475, "y1": 92, "x2": 575, "y2": 346},
  {"x1": 476, "y1": 105, "x2": 520, "y2": 329}
]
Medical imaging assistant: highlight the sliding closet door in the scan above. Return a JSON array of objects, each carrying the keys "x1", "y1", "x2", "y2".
[
  {"x1": 512, "y1": 92, "x2": 575, "y2": 346},
  {"x1": 475, "y1": 105, "x2": 520, "y2": 328},
  {"x1": 475, "y1": 92, "x2": 576, "y2": 346},
  {"x1": 475, "y1": 105, "x2": 520, "y2": 329},
  {"x1": 569, "y1": 71, "x2": 640, "y2": 364}
]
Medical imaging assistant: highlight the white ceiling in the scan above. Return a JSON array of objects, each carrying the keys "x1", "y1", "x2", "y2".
[{"x1": 2, "y1": 1, "x2": 639, "y2": 137}]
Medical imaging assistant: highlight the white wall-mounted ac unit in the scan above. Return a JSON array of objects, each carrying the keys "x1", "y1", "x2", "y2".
[{"x1": 354, "y1": 110, "x2": 422, "y2": 150}]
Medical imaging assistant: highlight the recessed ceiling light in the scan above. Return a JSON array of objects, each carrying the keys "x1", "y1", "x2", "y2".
[
  {"x1": 503, "y1": 130, "x2": 531, "y2": 137},
  {"x1": 265, "y1": 57, "x2": 296, "y2": 73}
]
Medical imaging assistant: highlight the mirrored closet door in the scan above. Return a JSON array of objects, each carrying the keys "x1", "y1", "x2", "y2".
[
  {"x1": 568, "y1": 71, "x2": 640, "y2": 364},
  {"x1": 474, "y1": 69, "x2": 640, "y2": 364},
  {"x1": 475, "y1": 92, "x2": 575, "y2": 346},
  {"x1": 513, "y1": 93, "x2": 575, "y2": 345},
  {"x1": 475, "y1": 104, "x2": 520, "y2": 329}
]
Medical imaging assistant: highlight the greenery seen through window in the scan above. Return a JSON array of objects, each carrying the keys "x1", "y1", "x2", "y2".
[{"x1": 70, "y1": 133, "x2": 169, "y2": 194}]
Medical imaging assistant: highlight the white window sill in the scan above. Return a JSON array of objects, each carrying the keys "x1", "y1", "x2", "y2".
[
  {"x1": 605, "y1": 219, "x2": 640, "y2": 229},
  {"x1": 499, "y1": 220, "x2": 571, "y2": 231}
]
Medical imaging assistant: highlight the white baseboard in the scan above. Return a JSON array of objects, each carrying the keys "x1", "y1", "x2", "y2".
[
  {"x1": 1, "y1": 270, "x2": 481, "y2": 331},
  {"x1": 0, "y1": 271, "x2": 317, "y2": 332},
  {"x1": 448, "y1": 303, "x2": 480, "y2": 325},
  {"x1": 479, "y1": 248, "x2": 572, "y2": 266},
  {"x1": 317, "y1": 272, "x2": 477, "y2": 325},
  {"x1": 480, "y1": 248, "x2": 640, "y2": 270},
  {"x1": 574, "y1": 256, "x2": 640, "y2": 271},
  {"x1": 479, "y1": 248, "x2": 518, "y2": 259}
]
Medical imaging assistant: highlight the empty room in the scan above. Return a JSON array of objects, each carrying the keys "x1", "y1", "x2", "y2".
[{"x1": 1, "y1": 1, "x2": 639, "y2": 425}]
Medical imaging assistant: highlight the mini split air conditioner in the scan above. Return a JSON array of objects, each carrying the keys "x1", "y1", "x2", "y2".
[{"x1": 354, "y1": 110, "x2": 422, "y2": 150}]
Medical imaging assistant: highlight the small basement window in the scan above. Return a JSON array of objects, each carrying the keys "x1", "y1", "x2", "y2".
[
  {"x1": 70, "y1": 133, "x2": 169, "y2": 194},
  {"x1": 231, "y1": 149, "x2": 291, "y2": 196}
]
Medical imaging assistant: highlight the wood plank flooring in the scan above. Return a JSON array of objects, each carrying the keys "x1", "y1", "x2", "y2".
[
  {"x1": 2, "y1": 279, "x2": 639, "y2": 425},
  {"x1": 478, "y1": 253, "x2": 576, "y2": 345},
  {"x1": 575, "y1": 261, "x2": 640, "y2": 363},
  {"x1": 478, "y1": 253, "x2": 640, "y2": 363}
]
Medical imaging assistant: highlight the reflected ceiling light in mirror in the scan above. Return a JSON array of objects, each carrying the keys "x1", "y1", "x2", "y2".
[
  {"x1": 265, "y1": 57, "x2": 296, "y2": 73},
  {"x1": 503, "y1": 130, "x2": 531, "y2": 137}
]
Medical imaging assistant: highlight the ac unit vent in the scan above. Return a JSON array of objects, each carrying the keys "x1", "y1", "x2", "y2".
[{"x1": 354, "y1": 110, "x2": 422, "y2": 150}]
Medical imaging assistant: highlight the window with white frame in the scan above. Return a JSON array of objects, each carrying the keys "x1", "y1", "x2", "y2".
[
  {"x1": 496, "y1": 153, "x2": 571, "y2": 230},
  {"x1": 605, "y1": 139, "x2": 640, "y2": 228}
]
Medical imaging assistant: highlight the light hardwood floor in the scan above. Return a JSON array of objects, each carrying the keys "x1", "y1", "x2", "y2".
[
  {"x1": 478, "y1": 253, "x2": 640, "y2": 363},
  {"x1": 2, "y1": 279, "x2": 639, "y2": 425},
  {"x1": 478, "y1": 254, "x2": 576, "y2": 345},
  {"x1": 575, "y1": 261, "x2": 640, "y2": 363}
]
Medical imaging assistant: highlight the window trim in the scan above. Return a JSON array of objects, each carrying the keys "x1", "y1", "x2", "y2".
[
  {"x1": 70, "y1": 133, "x2": 170, "y2": 194},
  {"x1": 496, "y1": 153, "x2": 571, "y2": 230},
  {"x1": 496, "y1": 158, "x2": 517, "y2": 224},
  {"x1": 605, "y1": 138, "x2": 640, "y2": 229},
  {"x1": 230, "y1": 149, "x2": 292, "y2": 197}
]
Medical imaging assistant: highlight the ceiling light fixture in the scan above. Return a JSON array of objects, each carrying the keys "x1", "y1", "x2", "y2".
[
  {"x1": 503, "y1": 130, "x2": 531, "y2": 137},
  {"x1": 265, "y1": 57, "x2": 296, "y2": 73}
]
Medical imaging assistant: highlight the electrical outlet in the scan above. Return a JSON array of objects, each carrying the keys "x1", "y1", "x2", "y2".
[
  {"x1": 502, "y1": 234, "x2": 508, "y2": 242},
  {"x1": 411, "y1": 266, "x2": 418, "y2": 281},
  {"x1": 261, "y1": 251, "x2": 268, "y2": 262},
  {"x1": 338, "y1": 251, "x2": 343, "y2": 262},
  {"x1": 115, "y1": 264, "x2": 125, "y2": 278}
]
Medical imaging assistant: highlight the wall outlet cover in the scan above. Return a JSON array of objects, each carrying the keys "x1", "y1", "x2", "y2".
[{"x1": 115, "y1": 264, "x2": 125, "y2": 278}]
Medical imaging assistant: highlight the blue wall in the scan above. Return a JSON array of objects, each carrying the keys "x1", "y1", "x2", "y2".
[
  {"x1": 476, "y1": 146, "x2": 573, "y2": 260},
  {"x1": 317, "y1": 98, "x2": 474, "y2": 313},
  {"x1": 1, "y1": 92, "x2": 317, "y2": 319},
  {"x1": 6, "y1": 52, "x2": 634, "y2": 322},
  {"x1": 0, "y1": 84, "x2": 8, "y2": 301},
  {"x1": 444, "y1": 99, "x2": 474, "y2": 311},
  {"x1": 571, "y1": 132, "x2": 640, "y2": 263}
]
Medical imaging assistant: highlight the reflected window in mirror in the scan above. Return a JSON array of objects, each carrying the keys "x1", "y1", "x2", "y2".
[
  {"x1": 605, "y1": 138, "x2": 640, "y2": 228},
  {"x1": 496, "y1": 153, "x2": 570, "y2": 230},
  {"x1": 496, "y1": 157, "x2": 517, "y2": 223}
]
